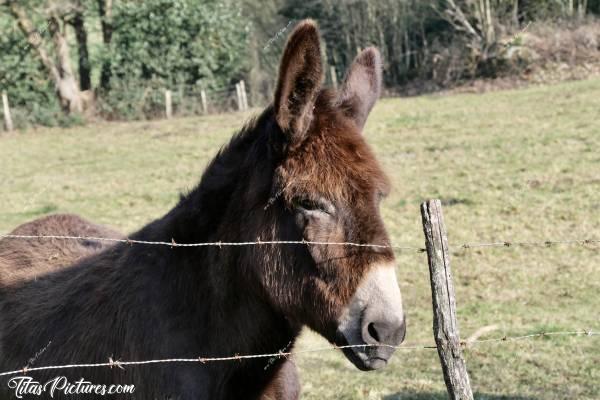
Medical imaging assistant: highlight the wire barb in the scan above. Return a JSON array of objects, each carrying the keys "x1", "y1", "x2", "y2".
[{"x1": 108, "y1": 357, "x2": 125, "y2": 370}]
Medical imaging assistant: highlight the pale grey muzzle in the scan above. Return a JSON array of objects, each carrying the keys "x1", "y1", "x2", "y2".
[{"x1": 336, "y1": 263, "x2": 405, "y2": 370}]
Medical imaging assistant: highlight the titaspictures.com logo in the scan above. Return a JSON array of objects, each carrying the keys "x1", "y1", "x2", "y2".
[{"x1": 7, "y1": 376, "x2": 135, "y2": 398}]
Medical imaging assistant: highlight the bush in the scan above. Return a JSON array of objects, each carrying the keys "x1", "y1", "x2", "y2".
[
  {"x1": 99, "y1": 0, "x2": 249, "y2": 120},
  {"x1": 0, "y1": 14, "x2": 66, "y2": 127}
]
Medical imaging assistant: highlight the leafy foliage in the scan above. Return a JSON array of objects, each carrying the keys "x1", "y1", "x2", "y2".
[
  {"x1": 100, "y1": 0, "x2": 249, "y2": 119},
  {"x1": 1, "y1": 0, "x2": 599, "y2": 125},
  {"x1": 0, "y1": 14, "x2": 72, "y2": 128},
  {"x1": 281, "y1": 0, "x2": 600, "y2": 90}
]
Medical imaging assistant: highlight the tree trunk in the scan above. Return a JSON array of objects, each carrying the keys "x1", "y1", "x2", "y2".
[
  {"x1": 49, "y1": 15, "x2": 83, "y2": 113},
  {"x1": 444, "y1": 0, "x2": 481, "y2": 40},
  {"x1": 578, "y1": 0, "x2": 588, "y2": 19},
  {"x1": 70, "y1": 6, "x2": 91, "y2": 91},
  {"x1": 8, "y1": 2, "x2": 83, "y2": 114},
  {"x1": 480, "y1": 0, "x2": 496, "y2": 48},
  {"x1": 568, "y1": 0, "x2": 575, "y2": 17},
  {"x1": 97, "y1": 0, "x2": 113, "y2": 91}
]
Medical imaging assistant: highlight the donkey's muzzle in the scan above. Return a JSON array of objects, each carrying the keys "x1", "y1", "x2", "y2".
[
  {"x1": 335, "y1": 263, "x2": 405, "y2": 371},
  {"x1": 337, "y1": 314, "x2": 406, "y2": 371},
  {"x1": 359, "y1": 313, "x2": 406, "y2": 370}
]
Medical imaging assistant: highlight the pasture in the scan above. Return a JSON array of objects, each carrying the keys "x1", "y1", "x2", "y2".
[{"x1": 1, "y1": 78, "x2": 599, "y2": 399}]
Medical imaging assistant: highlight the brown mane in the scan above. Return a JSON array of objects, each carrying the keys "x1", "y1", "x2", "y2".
[{"x1": 278, "y1": 89, "x2": 391, "y2": 205}]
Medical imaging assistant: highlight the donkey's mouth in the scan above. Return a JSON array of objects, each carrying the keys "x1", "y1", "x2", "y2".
[
  {"x1": 343, "y1": 348, "x2": 390, "y2": 371},
  {"x1": 335, "y1": 332, "x2": 395, "y2": 371}
]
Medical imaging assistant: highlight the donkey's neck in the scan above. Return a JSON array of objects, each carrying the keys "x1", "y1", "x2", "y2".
[
  {"x1": 141, "y1": 109, "x2": 274, "y2": 245},
  {"x1": 115, "y1": 110, "x2": 298, "y2": 388}
]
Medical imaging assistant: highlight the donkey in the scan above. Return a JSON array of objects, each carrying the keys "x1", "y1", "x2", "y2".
[
  {"x1": 0, "y1": 20, "x2": 405, "y2": 399},
  {"x1": 1, "y1": 215, "x2": 299, "y2": 400},
  {"x1": 0, "y1": 214, "x2": 121, "y2": 287}
]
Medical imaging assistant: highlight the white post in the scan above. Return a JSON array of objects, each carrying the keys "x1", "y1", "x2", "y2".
[
  {"x1": 235, "y1": 83, "x2": 243, "y2": 111},
  {"x1": 330, "y1": 66, "x2": 338, "y2": 90},
  {"x1": 200, "y1": 90, "x2": 208, "y2": 114},
  {"x1": 165, "y1": 90, "x2": 172, "y2": 119},
  {"x1": 240, "y1": 80, "x2": 248, "y2": 111},
  {"x1": 2, "y1": 91, "x2": 14, "y2": 132}
]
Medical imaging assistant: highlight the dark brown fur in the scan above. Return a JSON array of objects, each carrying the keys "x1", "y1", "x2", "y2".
[
  {"x1": 0, "y1": 215, "x2": 298, "y2": 400},
  {"x1": 0, "y1": 20, "x2": 397, "y2": 399},
  {"x1": 0, "y1": 214, "x2": 121, "y2": 287}
]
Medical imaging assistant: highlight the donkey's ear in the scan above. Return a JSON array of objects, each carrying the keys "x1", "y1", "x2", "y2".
[
  {"x1": 337, "y1": 47, "x2": 383, "y2": 131},
  {"x1": 274, "y1": 20, "x2": 323, "y2": 145}
]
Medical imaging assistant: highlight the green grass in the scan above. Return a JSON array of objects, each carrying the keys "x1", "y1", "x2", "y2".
[{"x1": 1, "y1": 79, "x2": 599, "y2": 399}]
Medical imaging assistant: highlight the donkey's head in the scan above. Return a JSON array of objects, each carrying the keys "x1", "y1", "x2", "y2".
[
  {"x1": 232, "y1": 21, "x2": 405, "y2": 370},
  {"x1": 219, "y1": 20, "x2": 405, "y2": 371}
]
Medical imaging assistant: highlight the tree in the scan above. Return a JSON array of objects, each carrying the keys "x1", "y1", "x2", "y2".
[
  {"x1": 240, "y1": 0, "x2": 286, "y2": 105},
  {"x1": 4, "y1": 0, "x2": 83, "y2": 113},
  {"x1": 97, "y1": 0, "x2": 113, "y2": 90},
  {"x1": 99, "y1": 0, "x2": 249, "y2": 118},
  {"x1": 67, "y1": 0, "x2": 91, "y2": 91}
]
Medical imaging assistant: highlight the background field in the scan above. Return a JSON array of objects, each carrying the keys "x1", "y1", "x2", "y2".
[{"x1": 1, "y1": 79, "x2": 599, "y2": 399}]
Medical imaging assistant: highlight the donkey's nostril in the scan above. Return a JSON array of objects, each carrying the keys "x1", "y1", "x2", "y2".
[
  {"x1": 363, "y1": 317, "x2": 406, "y2": 346},
  {"x1": 367, "y1": 322, "x2": 381, "y2": 343}
]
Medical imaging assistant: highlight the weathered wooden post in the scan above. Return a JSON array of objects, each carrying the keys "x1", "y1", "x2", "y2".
[
  {"x1": 330, "y1": 66, "x2": 338, "y2": 90},
  {"x1": 240, "y1": 80, "x2": 248, "y2": 111},
  {"x1": 165, "y1": 89, "x2": 172, "y2": 119},
  {"x1": 2, "y1": 91, "x2": 14, "y2": 132},
  {"x1": 421, "y1": 199, "x2": 474, "y2": 400},
  {"x1": 235, "y1": 83, "x2": 243, "y2": 111},
  {"x1": 200, "y1": 90, "x2": 208, "y2": 114}
]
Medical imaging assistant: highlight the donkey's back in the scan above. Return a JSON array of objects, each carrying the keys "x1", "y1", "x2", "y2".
[{"x1": 0, "y1": 214, "x2": 121, "y2": 287}]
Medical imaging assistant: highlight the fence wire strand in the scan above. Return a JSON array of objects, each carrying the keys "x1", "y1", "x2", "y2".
[
  {"x1": 459, "y1": 239, "x2": 600, "y2": 249},
  {"x1": 0, "y1": 329, "x2": 596, "y2": 378},
  {"x1": 0, "y1": 234, "x2": 598, "y2": 253},
  {"x1": 0, "y1": 234, "x2": 425, "y2": 252}
]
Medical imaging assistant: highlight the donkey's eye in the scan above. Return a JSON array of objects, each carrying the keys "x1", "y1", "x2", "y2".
[
  {"x1": 293, "y1": 198, "x2": 319, "y2": 211},
  {"x1": 292, "y1": 198, "x2": 333, "y2": 215}
]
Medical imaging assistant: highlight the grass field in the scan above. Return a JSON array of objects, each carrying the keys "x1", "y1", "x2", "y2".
[{"x1": 1, "y1": 79, "x2": 599, "y2": 399}]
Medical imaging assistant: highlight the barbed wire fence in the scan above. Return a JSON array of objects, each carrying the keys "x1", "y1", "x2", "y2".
[
  {"x1": 0, "y1": 200, "x2": 600, "y2": 398},
  {"x1": 116, "y1": 82, "x2": 249, "y2": 120},
  {"x1": 0, "y1": 329, "x2": 596, "y2": 378},
  {"x1": 1, "y1": 63, "x2": 466, "y2": 130},
  {"x1": 1, "y1": 81, "x2": 253, "y2": 131},
  {"x1": 0, "y1": 233, "x2": 598, "y2": 252},
  {"x1": 137, "y1": 81, "x2": 252, "y2": 120}
]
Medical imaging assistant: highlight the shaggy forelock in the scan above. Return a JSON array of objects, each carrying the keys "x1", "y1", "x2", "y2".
[{"x1": 279, "y1": 89, "x2": 390, "y2": 205}]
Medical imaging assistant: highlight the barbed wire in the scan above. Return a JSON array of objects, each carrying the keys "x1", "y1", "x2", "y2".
[
  {"x1": 0, "y1": 234, "x2": 425, "y2": 252},
  {"x1": 459, "y1": 238, "x2": 600, "y2": 249},
  {"x1": 0, "y1": 234, "x2": 598, "y2": 253},
  {"x1": 0, "y1": 329, "x2": 595, "y2": 378}
]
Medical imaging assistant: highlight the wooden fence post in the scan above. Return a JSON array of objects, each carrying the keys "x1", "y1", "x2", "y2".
[
  {"x1": 2, "y1": 91, "x2": 14, "y2": 132},
  {"x1": 240, "y1": 80, "x2": 248, "y2": 111},
  {"x1": 330, "y1": 66, "x2": 338, "y2": 90},
  {"x1": 235, "y1": 83, "x2": 243, "y2": 111},
  {"x1": 200, "y1": 90, "x2": 208, "y2": 114},
  {"x1": 165, "y1": 90, "x2": 172, "y2": 119},
  {"x1": 421, "y1": 199, "x2": 474, "y2": 400}
]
